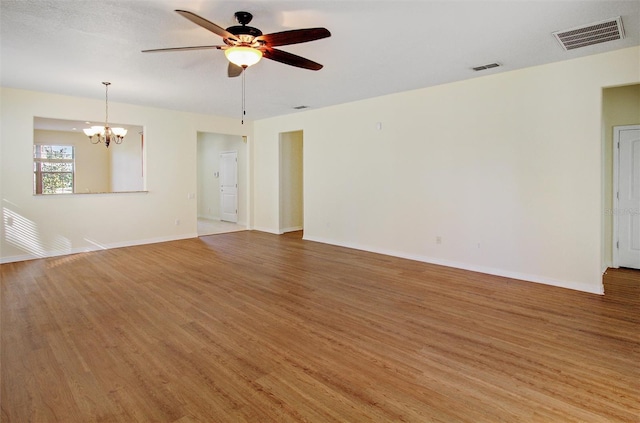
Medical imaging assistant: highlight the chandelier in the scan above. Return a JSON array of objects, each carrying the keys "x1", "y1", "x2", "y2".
[{"x1": 83, "y1": 82, "x2": 127, "y2": 148}]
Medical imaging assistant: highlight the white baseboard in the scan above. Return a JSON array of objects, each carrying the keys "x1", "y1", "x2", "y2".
[
  {"x1": 303, "y1": 235, "x2": 604, "y2": 295},
  {"x1": 0, "y1": 233, "x2": 197, "y2": 264},
  {"x1": 3, "y1": 231, "x2": 604, "y2": 295}
]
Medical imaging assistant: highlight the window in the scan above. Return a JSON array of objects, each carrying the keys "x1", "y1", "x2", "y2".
[{"x1": 33, "y1": 145, "x2": 75, "y2": 194}]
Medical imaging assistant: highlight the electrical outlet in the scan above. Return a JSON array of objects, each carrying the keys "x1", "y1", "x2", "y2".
[
  {"x1": 436, "y1": 236, "x2": 442, "y2": 244},
  {"x1": 175, "y1": 219, "x2": 180, "y2": 226}
]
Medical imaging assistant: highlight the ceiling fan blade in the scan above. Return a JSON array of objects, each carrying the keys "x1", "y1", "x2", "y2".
[
  {"x1": 256, "y1": 28, "x2": 331, "y2": 47},
  {"x1": 175, "y1": 9, "x2": 238, "y2": 41},
  {"x1": 142, "y1": 45, "x2": 224, "y2": 53},
  {"x1": 228, "y1": 62, "x2": 243, "y2": 78},
  {"x1": 263, "y1": 48, "x2": 323, "y2": 70}
]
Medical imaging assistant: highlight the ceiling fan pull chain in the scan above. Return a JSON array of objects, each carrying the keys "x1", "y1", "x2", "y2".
[{"x1": 241, "y1": 69, "x2": 246, "y2": 125}]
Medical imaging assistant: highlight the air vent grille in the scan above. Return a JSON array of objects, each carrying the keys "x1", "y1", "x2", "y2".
[
  {"x1": 553, "y1": 17, "x2": 624, "y2": 51},
  {"x1": 472, "y1": 62, "x2": 501, "y2": 72},
  {"x1": 293, "y1": 105, "x2": 309, "y2": 110}
]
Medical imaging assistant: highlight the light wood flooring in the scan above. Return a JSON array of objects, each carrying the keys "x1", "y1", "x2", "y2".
[
  {"x1": 1, "y1": 231, "x2": 638, "y2": 422},
  {"x1": 197, "y1": 219, "x2": 246, "y2": 236}
]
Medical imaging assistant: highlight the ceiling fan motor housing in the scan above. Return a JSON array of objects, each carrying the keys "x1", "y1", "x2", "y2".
[
  {"x1": 225, "y1": 25, "x2": 262, "y2": 38},
  {"x1": 225, "y1": 11, "x2": 262, "y2": 45},
  {"x1": 234, "y1": 11, "x2": 253, "y2": 25}
]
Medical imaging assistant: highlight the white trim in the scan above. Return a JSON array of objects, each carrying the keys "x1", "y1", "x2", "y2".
[
  {"x1": 612, "y1": 126, "x2": 621, "y2": 268},
  {"x1": 303, "y1": 235, "x2": 604, "y2": 295},
  {"x1": 0, "y1": 233, "x2": 197, "y2": 264},
  {"x1": 612, "y1": 124, "x2": 640, "y2": 269}
]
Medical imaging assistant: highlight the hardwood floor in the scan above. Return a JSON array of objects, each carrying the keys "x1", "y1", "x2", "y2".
[{"x1": 2, "y1": 231, "x2": 638, "y2": 422}]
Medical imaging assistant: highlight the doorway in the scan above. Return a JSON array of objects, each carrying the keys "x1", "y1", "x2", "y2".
[
  {"x1": 613, "y1": 125, "x2": 640, "y2": 269},
  {"x1": 279, "y1": 131, "x2": 304, "y2": 234},
  {"x1": 197, "y1": 132, "x2": 247, "y2": 236},
  {"x1": 602, "y1": 84, "x2": 640, "y2": 271}
]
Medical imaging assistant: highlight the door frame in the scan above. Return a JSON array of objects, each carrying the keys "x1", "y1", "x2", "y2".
[{"x1": 612, "y1": 124, "x2": 639, "y2": 268}]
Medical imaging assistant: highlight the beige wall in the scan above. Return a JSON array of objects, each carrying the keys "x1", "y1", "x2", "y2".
[
  {"x1": 253, "y1": 47, "x2": 640, "y2": 294},
  {"x1": 1, "y1": 87, "x2": 251, "y2": 262},
  {"x1": 602, "y1": 84, "x2": 640, "y2": 268}
]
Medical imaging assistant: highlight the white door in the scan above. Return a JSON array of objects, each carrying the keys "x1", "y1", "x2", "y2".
[
  {"x1": 615, "y1": 125, "x2": 640, "y2": 269},
  {"x1": 220, "y1": 151, "x2": 238, "y2": 223}
]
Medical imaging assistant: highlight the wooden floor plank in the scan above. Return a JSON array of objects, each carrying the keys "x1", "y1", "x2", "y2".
[{"x1": 1, "y1": 231, "x2": 639, "y2": 422}]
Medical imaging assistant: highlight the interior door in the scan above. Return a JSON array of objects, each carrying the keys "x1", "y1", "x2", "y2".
[
  {"x1": 220, "y1": 151, "x2": 238, "y2": 223},
  {"x1": 616, "y1": 125, "x2": 640, "y2": 269}
]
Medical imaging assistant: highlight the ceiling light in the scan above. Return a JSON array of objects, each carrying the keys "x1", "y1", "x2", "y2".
[
  {"x1": 224, "y1": 46, "x2": 263, "y2": 68},
  {"x1": 83, "y1": 82, "x2": 127, "y2": 148}
]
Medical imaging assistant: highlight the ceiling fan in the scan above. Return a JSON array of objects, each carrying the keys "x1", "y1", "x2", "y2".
[{"x1": 142, "y1": 10, "x2": 331, "y2": 77}]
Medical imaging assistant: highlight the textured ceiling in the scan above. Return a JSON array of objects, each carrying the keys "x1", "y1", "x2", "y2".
[{"x1": 1, "y1": 0, "x2": 638, "y2": 121}]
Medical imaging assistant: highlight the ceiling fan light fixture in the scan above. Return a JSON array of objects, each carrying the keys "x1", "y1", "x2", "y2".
[{"x1": 225, "y1": 46, "x2": 263, "y2": 68}]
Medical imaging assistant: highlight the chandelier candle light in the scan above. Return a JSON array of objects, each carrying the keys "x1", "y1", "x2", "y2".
[{"x1": 83, "y1": 82, "x2": 127, "y2": 148}]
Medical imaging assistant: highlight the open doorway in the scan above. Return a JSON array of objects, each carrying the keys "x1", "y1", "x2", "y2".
[
  {"x1": 602, "y1": 84, "x2": 640, "y2": 292},
  {"x1": 603, "y1": 84, "x2": 640, "y2": 268},
  {"x1": 197, "y1": 132, "x2": 247, "y2": 236},
  {"x1": 613, "y1": 125, "x2": 640, "y2": 269},
  {"x1": 279, "y1": 130, "x2": 304, "y2": 235}
]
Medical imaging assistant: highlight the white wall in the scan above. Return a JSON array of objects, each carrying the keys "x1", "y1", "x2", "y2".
[
  {"x1": 253, "y1": 47, "x2": 640, "y2": 294},
  {"x1": 1, "y1": 87, "x2": 251, "y2": 262},
  {"x1": 196, "y1": 132, "x2": 247, "y2": 225},
  {"x1": 3, "y1": 48, "x2": 638, "y2": 293},
  {"x1": 110, "y1": 130, "x2": 145, "y2": 192}
]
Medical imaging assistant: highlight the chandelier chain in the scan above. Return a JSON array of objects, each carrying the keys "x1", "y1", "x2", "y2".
[{"x1": 103, "y1": 81, "x2": 110, "y2": 127}]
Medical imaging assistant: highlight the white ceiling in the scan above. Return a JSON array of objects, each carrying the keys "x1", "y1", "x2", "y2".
[{"x1": 1, "y1": 1, "x2": 638, "y2": 121}]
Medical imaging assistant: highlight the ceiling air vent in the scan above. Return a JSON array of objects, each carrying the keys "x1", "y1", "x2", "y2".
[
  {"x1": 472, "y1": 62, "x2": 501, "y2": 72},
  {"x1": 293, "y1": 105, "x2": 309, "y2": 110},
  {"x1": 552, "y1": 17, "x2": 624, "y2": 51}
]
